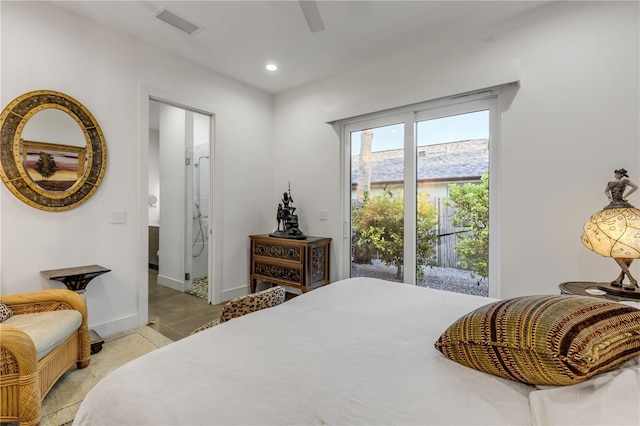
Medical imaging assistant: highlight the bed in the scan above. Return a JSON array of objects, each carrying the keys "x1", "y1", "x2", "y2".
[{"x1": 74, "y1": 277, "x2": 640, "y2": 425}]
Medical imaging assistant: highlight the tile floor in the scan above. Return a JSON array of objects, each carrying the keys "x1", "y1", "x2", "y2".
[{"x1": 147, "y1": 268, "x2": 225, "y2": 341}]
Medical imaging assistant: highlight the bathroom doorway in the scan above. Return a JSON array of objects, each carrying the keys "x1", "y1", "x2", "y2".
[{"x1": 148, "y1": 99, "x2": 212, "y2": 302}]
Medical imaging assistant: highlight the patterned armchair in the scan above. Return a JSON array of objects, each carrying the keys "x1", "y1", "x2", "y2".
[
  {"x1": 0, "y1": 289, "x2": 91, "y2": 426},
  {"x1": 192, "y1": 286, "x2": 286, "y2": 334}
]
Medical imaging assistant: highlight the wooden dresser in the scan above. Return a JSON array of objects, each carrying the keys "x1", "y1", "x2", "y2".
[{"x1": 249, "y1": 234, "x2": 331, "y2": 293}]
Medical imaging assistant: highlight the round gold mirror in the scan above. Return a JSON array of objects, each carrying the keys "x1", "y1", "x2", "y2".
[{"x1": 0, "y1": 90, "x2": 107, "y2": 211}]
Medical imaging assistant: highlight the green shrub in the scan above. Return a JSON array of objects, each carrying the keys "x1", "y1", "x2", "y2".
[
  {"x1": 445, "y1": 172, "x2": 489, "y2": 279},
  {"x1": 352, "y1": 187, "x2": 438, "y2": 280}
]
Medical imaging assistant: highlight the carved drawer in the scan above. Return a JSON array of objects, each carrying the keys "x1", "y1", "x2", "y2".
[{"x1": 250, "y1": 234, "x2": 331, "y2": 293}]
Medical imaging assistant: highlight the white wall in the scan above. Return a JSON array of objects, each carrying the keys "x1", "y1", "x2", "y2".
[
  {"x1": 0, "y1": 1, "x2": 274, "y2": 335},
  {"x1": 273, "y1": 1, "x2": 640, "y2": 298}
]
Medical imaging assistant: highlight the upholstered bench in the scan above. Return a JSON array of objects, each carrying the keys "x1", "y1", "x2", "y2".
[{"x1": 0, "y1": 289, "x2": 91, "y2": 426}]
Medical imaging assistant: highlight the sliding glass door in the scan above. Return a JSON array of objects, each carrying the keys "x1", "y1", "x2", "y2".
[{"x1": 344, "y1": 96, "x2": 497, "y2": 296}]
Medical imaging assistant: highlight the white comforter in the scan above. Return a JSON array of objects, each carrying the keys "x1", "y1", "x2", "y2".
[{"x1": 73, "y1": 278, "x2": 537, "y2": 425}]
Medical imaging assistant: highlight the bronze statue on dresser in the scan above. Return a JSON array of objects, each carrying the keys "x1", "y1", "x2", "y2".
[{"x1": 270, "y1": 183, "x2": 306, "y2": 240}]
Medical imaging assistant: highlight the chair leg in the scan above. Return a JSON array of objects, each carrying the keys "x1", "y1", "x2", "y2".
[{"x1": 19, "y1": 371, "x2": 40, "y2": 426}]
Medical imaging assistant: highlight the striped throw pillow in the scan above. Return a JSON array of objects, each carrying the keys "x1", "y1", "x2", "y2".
[{"x1": 434, "y1": 295, "x2": 640, "y2": 385}]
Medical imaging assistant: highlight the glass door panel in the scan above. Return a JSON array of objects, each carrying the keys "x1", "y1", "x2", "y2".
[
  {"x1": 350, "y1": 123, "x2": 405, "y2": 282},
  {"x1": 415, "y1": 110, "x2": 490, "y2": 296}
]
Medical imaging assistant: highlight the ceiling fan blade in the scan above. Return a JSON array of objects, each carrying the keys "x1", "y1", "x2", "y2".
[{"x1": 298, "y1": 0, "x2": 325, "y2": 33}]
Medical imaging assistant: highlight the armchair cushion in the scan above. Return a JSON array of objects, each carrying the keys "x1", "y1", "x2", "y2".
[
  {"x1": 4, "y1": 310, "x2": 82, "y2": 360},
  {"x1": 0, "y1": 302, "x2": 12, "y2": 322}
]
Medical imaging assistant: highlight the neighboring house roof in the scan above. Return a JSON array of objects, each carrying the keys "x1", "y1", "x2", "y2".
[{"x1": 351, "y1": 139, "x2": 488, "y2": 184}]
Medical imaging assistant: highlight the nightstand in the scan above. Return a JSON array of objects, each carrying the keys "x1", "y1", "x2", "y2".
[{"x1": 559, "y1": 281, "x2": 640, "y2": 302}]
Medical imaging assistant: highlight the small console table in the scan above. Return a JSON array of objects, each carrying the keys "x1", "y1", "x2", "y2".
[
  {"x1": 40, "y1": 264, "x2": 111, "y2": 353},
  {"x1": 40, "y1": 264, "x2": 111, "y2": 293},
  {"x1": 250, "y1": 234, "x2": 331, "y2": 293}
]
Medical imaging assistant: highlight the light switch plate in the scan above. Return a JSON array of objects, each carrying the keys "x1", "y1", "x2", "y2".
[{"x1": 111, "y1": 210, "x2": 126, "y2": 224}]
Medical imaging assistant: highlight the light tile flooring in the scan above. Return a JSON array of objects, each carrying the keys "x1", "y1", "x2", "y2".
[{"x1": 147, "y1": 268, "x2": 225, "y2": 341}]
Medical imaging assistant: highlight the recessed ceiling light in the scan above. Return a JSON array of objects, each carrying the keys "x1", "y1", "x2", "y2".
[{"x1": 266, "y1": 64, "x2": 278, "y2": 71}]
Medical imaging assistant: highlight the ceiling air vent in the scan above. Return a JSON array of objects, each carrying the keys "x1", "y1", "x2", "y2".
[{"x1": 154, "y1": 8, "x2": 202, "y2": 36}]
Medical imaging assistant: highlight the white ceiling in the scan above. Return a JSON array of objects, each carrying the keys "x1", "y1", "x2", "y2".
[{"x1": 49, "y1": 1, "x2": 550, "y2": 95}]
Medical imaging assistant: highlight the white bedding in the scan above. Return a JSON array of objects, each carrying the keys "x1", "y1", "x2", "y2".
[
  {"x1": 73, "y1": 278, "x2": 638, "y2": 425},
  {"x1": 529, "y1": 357, "x2": 640, "y2": 426}
]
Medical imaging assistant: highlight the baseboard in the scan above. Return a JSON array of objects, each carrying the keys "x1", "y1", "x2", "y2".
[
  {"x1": 157, "y1": 274, "x2": 184, "y2": 291},
  {"x1": 220, "y1": 284, "x2": 250, "y2": 301},
  {"x1": 90, "y1": 314, "x2": 139, "y2": 339},
  {"x1": 219, "y1": 282, "x2": 299, "y2": 301}
]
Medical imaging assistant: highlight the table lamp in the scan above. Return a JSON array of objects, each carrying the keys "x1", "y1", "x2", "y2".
[{"x1": 581, "y1": 168, "x2": 640, "y2": 299}]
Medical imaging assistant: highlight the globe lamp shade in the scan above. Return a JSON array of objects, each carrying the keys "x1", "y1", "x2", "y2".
[
  {"x1": 582, "y1": 208, "x2": 640, "y2": 259},
  {"x1": 582, "y1": 206, "x2": 640, "y2": 296}
]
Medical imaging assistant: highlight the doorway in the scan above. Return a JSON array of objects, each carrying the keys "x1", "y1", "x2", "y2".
[{"x1": 148, "y1": 99, "x2": 212, "y2": 302}]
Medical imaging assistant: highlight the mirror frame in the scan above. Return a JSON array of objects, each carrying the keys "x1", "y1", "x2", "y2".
[{"x1": 0, "y1": 90, "x2": 107, "y2": 211}]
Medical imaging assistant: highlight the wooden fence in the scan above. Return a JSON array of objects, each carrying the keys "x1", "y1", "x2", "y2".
[{"x1": 434, "y1": 198, "x2": 469, "y2": 269}]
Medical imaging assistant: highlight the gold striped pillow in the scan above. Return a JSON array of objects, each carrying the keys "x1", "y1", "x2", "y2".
[{"x1": 434, "y1": 295, "x2": 640, "y2": 385}]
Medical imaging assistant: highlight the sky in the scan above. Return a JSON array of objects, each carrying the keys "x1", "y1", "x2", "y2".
[{"x1": 351, "y1": 110, "x2": 489, "y2": 153}]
